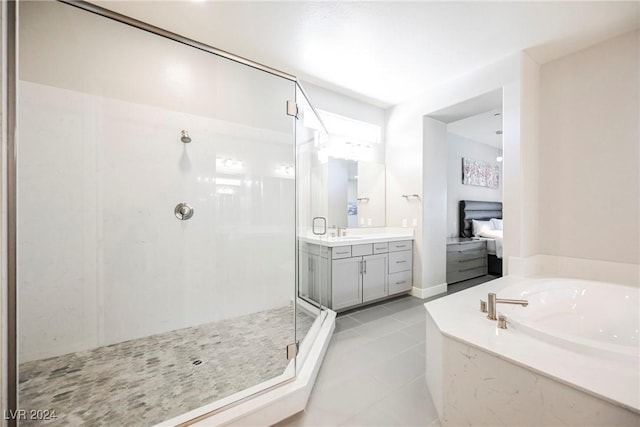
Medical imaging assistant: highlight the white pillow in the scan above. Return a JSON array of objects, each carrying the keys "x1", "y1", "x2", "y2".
[
  {"x1": 472, "y1": 219, "x2": 493, "y2": 236},
  {"x1": 490, "y1": 218, "x2": 503, "y2": 230}
]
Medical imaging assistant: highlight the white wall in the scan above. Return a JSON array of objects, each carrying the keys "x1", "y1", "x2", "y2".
[
  {"x1": 357, "y1": 161, "x2": 386, "y2": 227},
  {"x1": 387, "y1": 30, "x2": 639, "y2": 294},
  {"x1": 385, "y1": 103, "x2": 425, "y2": 288},
  {"x1": 446, "y1": 134, "x2": 503, "y2": 237},
  {"x1": 386, "y1": 52, "x2": 537, "y2": 292},
  {"x1": 538, "y1": 30, "x2": 639, "y2": 265},
  {"x1": 18, "y1": 1, "x2": 296, "y2": 361},
  {"x1": 422, "y1": 117, "x2": 449, "y2": 290}
]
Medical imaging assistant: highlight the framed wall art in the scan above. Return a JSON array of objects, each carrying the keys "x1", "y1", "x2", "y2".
[{"x1": 462, "y1": 157, "x2": 499, "y2": 189}]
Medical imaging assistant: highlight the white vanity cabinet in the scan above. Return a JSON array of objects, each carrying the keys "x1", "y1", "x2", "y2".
[
  {"x1": 331, "y1": 244, "x2": 381, "y2": 310},
  {"x1": 299, "y1": 242, "x2": 329, "y2": 306},
  {"x1": 327, "y1": 239, "x2": 413, "y2": 311}
]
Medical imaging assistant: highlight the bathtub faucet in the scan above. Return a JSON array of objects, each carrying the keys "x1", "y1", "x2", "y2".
[{"x1": 485, "y1": 293, "x2": 528, "y2": 320}]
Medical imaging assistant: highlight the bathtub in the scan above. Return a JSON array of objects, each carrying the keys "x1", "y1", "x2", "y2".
[
  {"x1": 425, "y1": 275, "x2": 640, "y2": 426},
  {"x1": 498, "y1": 278, "x2": 639, "y2": 361}
]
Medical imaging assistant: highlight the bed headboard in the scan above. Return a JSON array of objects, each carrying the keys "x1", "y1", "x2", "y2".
[{"x1": 459, "y1": 200, "x2": 503, "y2": 238}]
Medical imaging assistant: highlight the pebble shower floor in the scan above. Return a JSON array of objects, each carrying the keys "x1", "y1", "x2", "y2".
[{"x1": 19, "y1": 305, "x2": 314, "y2": 426}]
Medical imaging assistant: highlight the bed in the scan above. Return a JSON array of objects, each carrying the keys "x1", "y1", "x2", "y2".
[{"x1": 459, "y1": 200, "x2": 503, "y2": 276}]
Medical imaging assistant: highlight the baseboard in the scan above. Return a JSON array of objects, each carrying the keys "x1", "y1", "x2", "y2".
[{"x1": 411, "y1": 283, "x2": 447, "y2": 299}]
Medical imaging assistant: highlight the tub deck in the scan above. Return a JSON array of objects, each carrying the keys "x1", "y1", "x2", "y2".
[{"x1": 425, "y1": 276, "x2": 639, "y2": 414}]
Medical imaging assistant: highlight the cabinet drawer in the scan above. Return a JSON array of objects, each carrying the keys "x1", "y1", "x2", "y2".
[
  {"x1": 373, "y1": 242, "x2": 389, "y2": 254},
  {"x1": 447, "y1": 248, "x2": 486, "y2": 262},
  {"x1": 299, "y1": 242, "x2": 329, "y2": 257},
  {"x1": 389, "y1": 250, "x2": 412, "y2": 274},
  {"x1": 352, "y1": 244, "x2": 373, "y2": 257},
  {"x1": 447, "y1": 266, "x2": 486, "y2": 284},
  {"x1": 389, "y1": 240, "x2": 412, "y2": 252},
  {"x1": 447, "y1": 241, "x2": 486, "y2": 253},
  {"x1": 332, "y1": 246, "x2": 352, "y2": 259},
  {"x1": 388, "y1": 271, "x2": 412, "y2": 295},
  {"x1": 447, "y1": 256, "x2": 486, "y2": 273}
]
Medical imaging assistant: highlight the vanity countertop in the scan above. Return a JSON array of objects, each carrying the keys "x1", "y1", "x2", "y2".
[{"x1": 299, "y1": 228, "x2": 414, "y2": 247}]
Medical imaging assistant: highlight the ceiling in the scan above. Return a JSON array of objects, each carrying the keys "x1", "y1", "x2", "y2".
[
  {"x1": 91, "y1": 1, "x2": 639, "y2": 108},
  {"x1": 428, "y1": 89, "x2": 502, "y2": 124},
  {"x1": 430, "y1": 88, "x2": 502, "y2": 148},
  {"x1": 448, "y1": 108, "x2": 503, "y2": 149}
]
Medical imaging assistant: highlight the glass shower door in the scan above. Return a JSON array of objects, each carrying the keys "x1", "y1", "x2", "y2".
[
  {"x1": 16, "y1": 1, "x2": 301, "y2": 425},
  {"x1": 295, "y1": 83, "x2": 330, "y2": 344}
]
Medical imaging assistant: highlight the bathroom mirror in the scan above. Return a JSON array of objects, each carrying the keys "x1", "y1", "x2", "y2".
[{"x1": 327, "y1": 158, "x2": 385, "y2": 228}]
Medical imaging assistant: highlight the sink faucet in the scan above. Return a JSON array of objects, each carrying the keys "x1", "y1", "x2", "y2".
[{"x1": 486, "y1": 293, "x2": 528, "y2": 320}]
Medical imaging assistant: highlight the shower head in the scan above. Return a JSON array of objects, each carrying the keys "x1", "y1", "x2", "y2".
[{"x1": 181, "y1": 130, "x2": 192, "y2": 143}]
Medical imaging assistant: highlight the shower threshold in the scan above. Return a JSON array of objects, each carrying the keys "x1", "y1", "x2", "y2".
[{"x1": 19, "y1": 305, "x2": 314, "y2": 426}]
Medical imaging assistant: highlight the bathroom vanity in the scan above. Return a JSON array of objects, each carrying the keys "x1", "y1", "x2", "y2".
[{"x1": 299, "y1": 231, "x2": 414, "y2": 311}]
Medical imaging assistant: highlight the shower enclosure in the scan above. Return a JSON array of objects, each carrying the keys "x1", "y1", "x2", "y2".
[{"x1": 5, "y1": 1, "x2": 330, "y2": 425}]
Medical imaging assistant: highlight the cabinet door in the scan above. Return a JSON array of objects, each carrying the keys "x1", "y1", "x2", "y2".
[
  {"x1": 299, "y1": 250, "x2": 311, "y2": 300},
  {"x1": 331, "y1": 257, "x2": 362, "y2": 310},
  {"x1": 362, "y1": 254, "x2": 388, "y2": 302},
  {"x1": 310, "y1": 253, "x2": 329, "y2": 307}
]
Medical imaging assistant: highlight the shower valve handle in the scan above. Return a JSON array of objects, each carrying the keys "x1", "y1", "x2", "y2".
[{"x1": 175, "y1": 203, "x2": 194, "y2": 220}]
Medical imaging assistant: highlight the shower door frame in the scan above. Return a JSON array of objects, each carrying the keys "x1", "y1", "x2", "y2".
[{"x1": 3, "y1": 0, "x2": 328, "y2": 425}]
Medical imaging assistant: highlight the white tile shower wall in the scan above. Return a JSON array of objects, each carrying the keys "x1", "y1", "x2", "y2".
[{"x1": 18, "y1": 82, "x2": 295, "y2": 362}]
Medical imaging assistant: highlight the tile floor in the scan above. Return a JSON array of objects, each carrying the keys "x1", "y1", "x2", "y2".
[
  {"x1": 19, "y1": 305, "x2": 314, "y2": 426},
  {"x1": 276, "y1": 274, "x2": 498, "y2": 427}
]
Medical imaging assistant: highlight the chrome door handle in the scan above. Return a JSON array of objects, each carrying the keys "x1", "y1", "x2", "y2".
[{"x1": 364, "y1": 260, "x2": 367, "y2": 274}]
